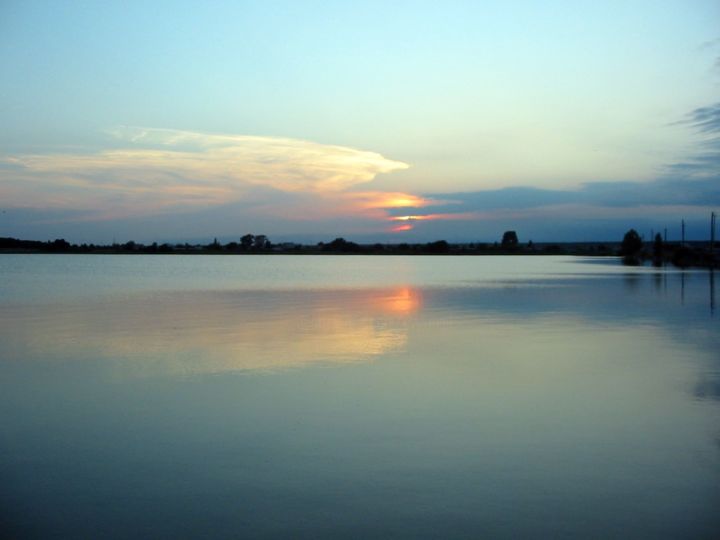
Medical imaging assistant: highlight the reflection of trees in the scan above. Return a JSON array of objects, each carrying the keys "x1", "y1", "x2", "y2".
[
  {"x1": 623, "y1": 272, "x2": 641, "y2": 292},
  {"x1": 618, "y1": 269, "x2": 718, "y2": 316},
  {"x1": 652, "y1": 272, "x2": 664, "y2": 294},
  {"x1": 694, "y1": 375, "x2": 720, "y2": 401}
]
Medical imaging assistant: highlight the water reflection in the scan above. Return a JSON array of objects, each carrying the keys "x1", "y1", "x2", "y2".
[
  {"x1": 619, "y1": 268, "x2": 717, "y2": 317},
  {"x1": 1, "y1": 270, "x2": 717, "y2": 379},
  {"x1": 0, "y1": 287, "x2": 422, "y2": 377},
  {"x1": 711, "y1": 269, "x2": 715, "y2": 316},
  {"x1": 1, "y1": 261, "x2": 719, "y2": 539},
  {"x1": 652, "y1": 270, "x2": 664, "y2": 295},
  {"x1": 681, "y1": 270, "x2": 686, "y2": 305},
  {"x1": 695, "y1": 375, "x2": 720, "y2": 401}
]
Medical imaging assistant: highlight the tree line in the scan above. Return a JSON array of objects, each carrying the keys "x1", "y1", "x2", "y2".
[
  {"x1": 0, "y1": 231, "x2": 611, "y2": 256},
  {"x1": 619, "y1": 228, "x2": 717, "y2": 268},
  {"x1": 2, "y1": 228, "x2": 714, "y2": 266}
]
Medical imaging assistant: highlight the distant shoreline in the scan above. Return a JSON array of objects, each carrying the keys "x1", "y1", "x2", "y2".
[
  {"x1": 0, "y1": 250, "x2": 612, "y2": 256},
  {"x1": 1, "y1": 236, "x2": 717, "y2": 268},
  {"x1": 1, "y1": 236, "x2": 617, "y2": 256}
]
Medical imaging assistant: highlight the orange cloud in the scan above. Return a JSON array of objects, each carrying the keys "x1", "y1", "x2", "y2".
[
  {"x1": 0, "y1": 128, "x2": 411, "y2": 220},
  {"x1": 2, "y1": 127, "x2": 479, "y2": 234}
]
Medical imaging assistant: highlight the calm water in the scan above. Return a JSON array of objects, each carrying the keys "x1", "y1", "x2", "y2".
[{"x1": 0, "y1": 255, "x2": 718, "y2": 539}]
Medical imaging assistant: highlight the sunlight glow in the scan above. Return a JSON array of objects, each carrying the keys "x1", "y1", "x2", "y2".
[
  {"x1": 0, "y1": 128, "x2": 411, "y2": 220},
  {"x1": 389, "y1": 212, "x2": 483, "y2": 223},
  {"x1": 7, "y1": 289, "x2": 417, "y2": 376},
  {"x1": 356, "y1": 192, "x2": 431, "y2": 210},
  {"x1": 372, "y1": 287, "x2": 422, "y2": 315},
  {"x1": 389, "y1": 215, "x2": 431, "y2": 221}
]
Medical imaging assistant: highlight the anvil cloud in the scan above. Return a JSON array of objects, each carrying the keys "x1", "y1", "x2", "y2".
[{"x1": 0, "y1": 127, "x2": 412, "y2": 220}]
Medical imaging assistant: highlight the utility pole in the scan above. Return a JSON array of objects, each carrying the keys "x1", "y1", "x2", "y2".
[
  {"x1": 664, "y1": 228, "x2": 667, "y2": 243},
  {"x1": 681, "y1": 219, "x2": 685, "y2": 247},
  {"x1": 711, "y1": 211, "x2": 716, "y2": 252}
]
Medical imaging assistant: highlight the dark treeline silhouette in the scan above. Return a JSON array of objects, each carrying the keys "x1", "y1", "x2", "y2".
[
  {"x1": 2, "y1": 229, "x2": 717, "y2": 267},
  {"x1": 0, "y1": 233, "x2": 607, "y2": 256},
  {"x1": 618, "y1": 227, "x2": 718, "y2": 268}
]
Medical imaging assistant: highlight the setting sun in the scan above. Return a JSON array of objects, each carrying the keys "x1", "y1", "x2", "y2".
[{"x1": 356, "y1": 192, "x2": 431, "y2": 210}]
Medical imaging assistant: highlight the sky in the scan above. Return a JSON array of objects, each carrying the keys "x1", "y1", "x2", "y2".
[{"x1": 1, "y1": 0, "x2": 719, "y2": 244}]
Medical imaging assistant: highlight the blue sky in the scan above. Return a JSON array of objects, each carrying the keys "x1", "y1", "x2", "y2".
[{"x1": 1, "y1": 0, "x2": 719, "y2": 243}]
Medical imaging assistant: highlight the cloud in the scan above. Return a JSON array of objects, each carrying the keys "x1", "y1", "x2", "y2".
[
  {"x1": 0, "y1": 127, "x2": 410, "y2": 219},
  {"x1": 698, "y1": 38, "x2": 720, "y2": 74},
  {"x1": 389, "y1": 100, "x2": 720, "y2": 231},
  {"x1": 684, "y1": 102, "x2": 720, "y2": 134},
  {"x1": 403, "y1": 176, "x2": 719, "y2": 220},
  {"x1": 699, "y1": 38, "x2": 720, "y2": 49},
  {"x1": 3, "y1": 98, "x2": 718, "y2": 242},
  {"x1": 664, "y1": 102, "x2": 720, "y2": 179}
]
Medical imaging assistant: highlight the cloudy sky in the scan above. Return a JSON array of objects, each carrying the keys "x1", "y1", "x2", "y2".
[{"x1": 1, "y1": 0, "x2": 718, "y2": 244}]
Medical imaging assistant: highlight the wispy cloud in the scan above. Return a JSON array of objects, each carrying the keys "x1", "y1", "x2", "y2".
[
  {"x1": 684, "y1": 102, "x2": 720, "y2": 134},
  {"x1": 388, "y1": 99, "x2": 720, "y2": 233},
  {"x1": 386, "y1": 175, "x2": 720, "y2": 231},
  {"x1": 698, "y1": 37, "x2": 720, "y2": 74},
  {"x1": 665, "y1": 101, "x2": 720, "y2": 178},
  {"x1": 1, "y1": 127, "x2": 410, "y2": 220}
]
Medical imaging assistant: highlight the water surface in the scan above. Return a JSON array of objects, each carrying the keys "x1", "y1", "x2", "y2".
[{"x1": 1, "y1": 255, "x2": 718, "y2": 538}]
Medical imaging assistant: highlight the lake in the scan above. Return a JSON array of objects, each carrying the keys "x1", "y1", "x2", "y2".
[{"x1": 0, "y1": 255, "x2": 718, "y2": 539}]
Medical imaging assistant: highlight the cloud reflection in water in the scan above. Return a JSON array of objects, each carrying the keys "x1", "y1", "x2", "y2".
[{"x1": 1, "y1": 287, "x2": 423, "y2": 377}]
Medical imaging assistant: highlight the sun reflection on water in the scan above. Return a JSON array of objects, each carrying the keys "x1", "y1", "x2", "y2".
[{"x1": 0, "y1": 287, "x2": 424, "y2": 377}]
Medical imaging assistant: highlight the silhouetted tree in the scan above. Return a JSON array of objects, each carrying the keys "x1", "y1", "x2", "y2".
[
  {"x1": 254, "y1": 235, "x2": 269, "y2": 249},
  {"x1": 425, "y1": 240, "x2": 449, "y2": 253},
  {"x1": 652, "y1": 233, "x2": 664, "y2": 266},
  {"x1": 45, "y1": 238, "x2": 71, "y2": 252},
  {"x1": 620, "y1": 229, "x2": 643, "y2": 265},
  {"x1": 653, "y1": 233, "x2": 663, "y2": 257},
  {"x1": 620, "y1": 229, "x2": 642, "y2": 256},
  {"x1": 240, "y1": 234, "x2": 254, "y2": 250},
  {"x1": 323, "y1": 237, "x2": 360, "y2": 252},
  {"x1": 501, "y1": 231, "x2": 519, "y2": 248}
]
